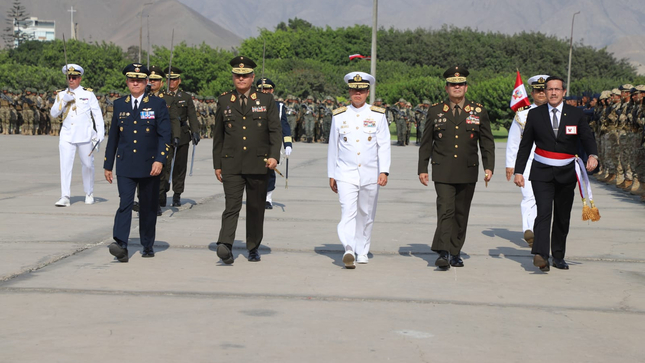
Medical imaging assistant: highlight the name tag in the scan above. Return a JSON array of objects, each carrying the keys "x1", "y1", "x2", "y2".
[
  {"x1": 566, "y1": 126, "x2": 577, "y2": 135},
  {"x1": 252, "y1": 106, "x2": 267, "y2": 113},
  {"x1": 140, "y1": 111, "x2": 155, "y2": 119}
]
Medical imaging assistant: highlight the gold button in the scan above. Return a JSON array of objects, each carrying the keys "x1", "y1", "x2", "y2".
[
  {"x1": 356, "y1": 127, "x2": 359, "y2": 129},
  {"x1": 357, "y1": 152, "x2": 360, "y2": 155},
  {"x1": 243, "y1": 146, "x2": 247, "y2": 150},
  {"x1": 455, "y1": 126, "x2": 459, "y2": 129},
  {"x1": 134, "y1": 121, "x2": 137, "y2": 124},
  {"x1": 134, "y1": 140, "x2": 137, "y2": 143},
  {"x1": 243, "y1": 137, "x2": 246, "y2": 140},
  {"x1": 356, "y1": 139, "x2": 359, "y2": 142},
  {"x1": 243, "y1": 117, "x2": 246, "y2": 120},
  {"x1": 161, "y1": 152, "x2": 165, "y2": 155},
  {"x1": 134, "y1": 149, "x2": 137, "y2": 153},
  {"x1": 134, "y1": 130, "x2": 137, "y2": 134},
  {"x1": 104, "y1": 157, "x2": 106, "y2": 161},
  {"x1": 454, "y1": 154, "x2": 458, "y2": 158},
  {"x1": 358, "y1": 164, "x2": 361, "y2": 167},
  {"x1": 455, "y1": 135, "x2": 459, "y2": 138},
  {"x1": 243, "y1": 126, "x2": 246, "y2": 129},
  {"x1": 455, "y1": 145, "x2": 458, "y2": 148},
  {"x1": 356, "y1": 114, "x2": 359, "y2": 117}
]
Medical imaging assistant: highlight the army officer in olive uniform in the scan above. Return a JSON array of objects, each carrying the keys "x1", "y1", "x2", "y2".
[
  {"x1": 104, "y1": 63, "x2": 172, "y2": 262},
  {"x1": 418, "y1": 66, "x2": 495, "y2": 270},
  {"x1": 212, "y1": 56, "x2": 282, "y2": 264}
]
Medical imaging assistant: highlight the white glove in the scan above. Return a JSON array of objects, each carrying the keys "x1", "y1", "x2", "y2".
[
  {"x1": 285, "y1": 146, "x2": 292, "y2": 156},
  {"x1": 62, "y1": 93, "x2": 75, "y2": 103}
]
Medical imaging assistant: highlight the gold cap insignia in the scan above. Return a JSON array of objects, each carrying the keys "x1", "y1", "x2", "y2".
[
  {"x1": 353, "y1": 74, "x2": 363, "y2": 82},
  {"x1": 135, "y1": 67, "x2": 140, "y2": 73},
  {"x1": 239, "y1": 63, "x2": 244, "y2": 68},
  {"x1": 455, "y1": 73, "x2": 460, "y2": 77}
]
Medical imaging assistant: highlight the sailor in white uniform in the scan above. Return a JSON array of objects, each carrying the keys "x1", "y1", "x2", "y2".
[
  {"x1": 327, "y1": 72, "x2": 391, "y2": 269},
  {"x1": 505, "y1": 74, "x2": 549, "y2": 246},
  {"x1": 50, "y1": 64, "x2": 105, "y2": 207}
]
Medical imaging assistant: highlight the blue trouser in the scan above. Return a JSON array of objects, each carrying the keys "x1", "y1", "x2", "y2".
[{"x1": 113, "y1": 175, "x2": 160, "y2": 249}]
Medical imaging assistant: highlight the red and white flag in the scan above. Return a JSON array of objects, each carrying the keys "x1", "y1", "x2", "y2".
[
  {"x1": 349, "y1": 54, "x2": 371, "y2": 61},
  {"x1": 509, "y1": 70, "x2": 530, "y2": 112}
]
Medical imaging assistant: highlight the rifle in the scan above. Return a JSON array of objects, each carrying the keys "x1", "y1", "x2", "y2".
[{"x1": 1, "y1": 93, "x2": 14, "y2": 105}]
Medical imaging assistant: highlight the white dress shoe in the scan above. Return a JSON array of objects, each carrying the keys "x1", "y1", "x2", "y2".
[
  {"x1": 356, "y1": 254, "x2": 369, "y2": 264},
  {"x1": 342, "y1": 251, "x2": 356, "y2": 269},
  {"x1": 85, "y1": 193, "x2": 94, "y2": 205},
  {"x1": 55, "y1": 197, "x2": 70, "y2": 207}
]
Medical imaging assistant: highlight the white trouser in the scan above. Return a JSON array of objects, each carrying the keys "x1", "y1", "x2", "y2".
[
  {"x1": 59, "y1": 139, "x2": 94, "y2": 198},
  {"x1": 336, "y1": 181, "x2": 379, "y2": 256},
  {"x1": 521, "y1": 158, "x2": 536, "y2": 232}
]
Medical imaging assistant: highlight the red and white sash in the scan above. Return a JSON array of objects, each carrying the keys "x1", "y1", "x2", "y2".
[{"x1": 534, "y1": 147, "x2": 594, "y2": 204}]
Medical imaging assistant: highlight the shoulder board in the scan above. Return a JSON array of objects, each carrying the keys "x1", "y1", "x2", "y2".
[
  {"x1": 333, "y1": 106, "x2": 347, "y2": 116},
  {"x1": 220, "y1": 90, "x2": 232, "y2": 96},
  {"x1": 57, "y1": 89, "x2": 64, "y2": 93},
  {"x1": 370, "y1": 105, "x2": 386, "y2": 114},
  {"x1": 516, "y1": 105, "x2": 531, "y2": 112},
  {"x1": 475, "y1": 102, "x2": 483, "y2": 107},
  {"x1": 83, "y1": 87, "x2": 93, "y2": 92},
  {"x1": 431, "y1": 103, "x2": 439, "y2": 107}
]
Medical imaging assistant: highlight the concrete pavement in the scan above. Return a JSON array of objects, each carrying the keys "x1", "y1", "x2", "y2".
[{"x1": 1, "y1": 134, "x2": 644, "y2": 362}]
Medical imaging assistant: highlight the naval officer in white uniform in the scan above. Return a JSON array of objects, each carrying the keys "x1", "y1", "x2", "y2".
[
  {"x1": 327, "y1": 72, "x2": 391, "y2": 269},
  {"x1": 505, "y1": 74, "x2": 549, "y2": 246},
  {"x1": 50, "y1": 64, "x2": 104, "y2": 207}
]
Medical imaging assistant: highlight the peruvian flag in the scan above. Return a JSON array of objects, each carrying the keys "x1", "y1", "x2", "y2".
[
  {"x1": 509, "y1": 70, "x2": 530, "y2": 112},
  {"x1": 349, "y1": 54, "x2": 371, "y2": 61}
]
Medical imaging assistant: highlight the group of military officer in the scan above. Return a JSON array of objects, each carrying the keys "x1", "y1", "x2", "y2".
[
  {"x1": 589, "y1": 84, "x2": 645, "y2": 202},
  {"x1": 0, "y1": 87, "x2": 60, "y2": 136},
  {"x1": 282, "y1": 95, "x2": 338, "y2": 143}
]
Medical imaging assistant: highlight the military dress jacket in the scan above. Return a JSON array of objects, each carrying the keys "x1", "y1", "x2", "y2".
[
  {"x1": 153, "y1": 91, "x2": 180, "y2": 138},
  {"x1": 327, "y1": 104, "x2": 391, "y2": 186},
  {"x1": 212, "y1": 89, "x2": 282, "y2": 175},
  {"x1": 103, "y1": 93, "x2": 172, "y2": 178},
  {"x1": 418, "y1": 98, "x2": 495, "y2": 183},
  {"x1": 515, "y1": 103, "x2": 597, "y2": 184},
  {"x1": 164, "y1": 89, "x2": 199, "y2": 145},
  {"x1": 50, "y1": 86, "x2": 105, "y2": 144}
]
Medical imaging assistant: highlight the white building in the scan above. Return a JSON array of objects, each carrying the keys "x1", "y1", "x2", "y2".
[{"x1": 14, "y1": 17, "x2": 55, "y2": 47}]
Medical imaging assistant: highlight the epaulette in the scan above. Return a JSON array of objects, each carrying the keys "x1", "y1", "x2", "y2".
[
  {"x1": 516, "y1": 105, "x2": 531, "y2": 112},
  {"x1": 220, "y1": 90, "x2": 233, "y2": 96},
  {"x1": 431, "y1": 102, "x2": 439, "y2": 107},
  {"x1": 475, "y1": 102, "x2": 483, "y2": 107},
  {"x1": 83, "y1": 87, "x2": 93, "y2": 92},
  {"x1": 57, "y1": 89, "x2": 64, "y2": 93},
  {"x1": 333, "y1": 106, "x2": 347, "y2": 116},
  {"x1": 370, "y1": 105, "x2": 386, "y2": 114}
]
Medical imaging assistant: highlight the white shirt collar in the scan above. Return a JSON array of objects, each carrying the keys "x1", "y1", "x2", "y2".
[
  {"x1": 547, "y1": 102, "x2": 563, "y2": 114},
  {"x1": 131, "y1": 94, "x2": 144, "y2": 109},
  {"x1": 349, "y1": 102, "x2": 369, "y2": 112}
]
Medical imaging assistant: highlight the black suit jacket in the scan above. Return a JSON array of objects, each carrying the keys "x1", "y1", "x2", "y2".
[
  {"x1": 515, "y1": 103, "x2": 597, "y2": 184},
  {"x1": 103, "y1": 93, "x2": 172, "y2": 178},
  {"x1": 212, "y1": 89, "x2": 282, "y2": 174}
]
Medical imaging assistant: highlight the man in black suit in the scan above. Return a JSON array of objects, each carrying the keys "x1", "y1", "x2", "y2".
[
  {"x1": 514, "y1": 76, "x2": 598, "y2": 271},
  {"x1": 212, "y1": 56, "x2": 282, "y2": 264},
  {"x1": 104, "y1": 63, "x2": 172, "y2": 262}
]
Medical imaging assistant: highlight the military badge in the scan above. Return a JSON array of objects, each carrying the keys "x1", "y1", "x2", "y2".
[
  {"x1": 125, "y1": 95, "x2": 131, "y2": 102},
  {"x1": 443, "y1": 104, "x2": 449, "y2": 112},
  {"x1": 135, "y1": 67, "x2": 140, "y2": 73},
  {"x1": 230, "y1": 94, "x2": 236, "y2": 102},
  {"x1": 464, "y1": 105, "x2": 471, "y2": 113},
  {"x1": 353, "y1": 74, "x2": 363, "y2": 82},
  {"x1": 256, "y1": 100, "x2": 260, "y2": 105},
  {"x1": 252, "y1": 106, "x2": 267, "y2": 113},
  {"x1": 143, "y1": 95, "x2": 149, "y2": 103},
  {"x1": 437, "y1": 113, "x2": 444, "y2": 118},
  {"x1": 239, "y1": 63, "x2": 244, "y2": 68},
  {"x1": 250, "y1": 93, "x2": 257, "y2": 100},
  {"x1": 343, "y1": 137, "x2": 347, "y2": 142},
  {"x1": 363, "y1": 120, "x2": 376, "y2": 128},
  {"x1": 475, "y1": 107, "x2": 481, "y2": 113},
  {"x1": 438, "y1": 133, "x2": 442, "y2": 138},
  {"x1": 368, "y1": 136, "x2": 372, "y2": 141}
]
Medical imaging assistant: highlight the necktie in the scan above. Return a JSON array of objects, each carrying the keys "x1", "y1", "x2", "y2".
[
  {"x1": 454, "y1": 104, "x2": 460, "y2": 117},
  {"x1": 240, "y1": 94, "x2": 246, "y2": 107},
  {"x1": 133, "y1": 99, "x2": 139, "y2": 114},
  {"x1": 552, "y1": 108, "x2": 559, "y2": 136}
]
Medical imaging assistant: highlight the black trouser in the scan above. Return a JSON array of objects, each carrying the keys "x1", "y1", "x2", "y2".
[
  {"x1": 218, "y1": 173, "x2": 269, "y2": 251},
  {"x1": 267, "y1": 170, "x2": 276, "y2": 192},
  {"x1": 530, "y1": 179, "x2": 576, "y2": 260},
  {"x1": 113, "y1": 175, "x2": 160, "y2": 249},
  {"x1": 171, "y1": 142, "x2": 190, "y2": 194},
  {"x1": 431, "y1": 182, "x2": 476, "y2": 256}
]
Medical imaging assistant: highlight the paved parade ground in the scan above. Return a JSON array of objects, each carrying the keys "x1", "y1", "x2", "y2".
[{"x1": 1, "y1": 134, "x2": 644, "y2": 362}]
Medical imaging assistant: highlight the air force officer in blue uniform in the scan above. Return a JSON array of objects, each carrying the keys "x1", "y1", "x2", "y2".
[{"x1": 104, "y1": 64, "x2": 172, "y2": 262}]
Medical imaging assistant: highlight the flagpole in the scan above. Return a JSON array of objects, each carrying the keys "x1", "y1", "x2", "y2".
[
  {"x1": 369, "y1": 0, "x2": 377, "y2": 104},
  {"x1": 566, "y1": 11, "x2": 580, "y2": 97}
]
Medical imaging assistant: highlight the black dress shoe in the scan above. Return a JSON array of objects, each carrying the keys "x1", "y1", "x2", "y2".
[
  {"x1": 157, "y1": 206, "x2": 162, "y2": 216},
  {"x1": 142, "y1": 248, "x2": 155, "y2": 258},
  {"x1": 132, "y1": 201, "x2": 140, "y2": 212},
  {"x1": 435, "y1": 251, "x2": 450, "y2": 269},
  {"x1": 265, "y1": 201, "x2": 273, "y2": 210},
  {"x1": 533, "y1": 254, "x2": 550, "y2": 272},
  {"x1": 248, "y1": 248, "x2": 261, "y2": 262},
  {"x1": 552, "y1": 258, "x2": 569, "y2": 270},
  {"x1": 216, "y1": 243, "x2": 234, "y2": 264},
  {"x1": 450, "y1": 254, "x2": 464, "y2": 267},
  {"x1": 172, "y1": 193, "x2": 181, "y2": 207},
  {"x1": 159, "y1": 194, "x2": 167, "y2": 207},
  {"x1": 108, "y1": 242, "x2": 129, "y2": 263}
]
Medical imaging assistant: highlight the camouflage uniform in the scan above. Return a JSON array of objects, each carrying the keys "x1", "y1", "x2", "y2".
[
  {"x1": 394, "y1": 99, "x2": 409, "y2": 146},
  {"x1": 301, "y1": 96, "x2": 316, "y2": 143},
  {"x1": 105, "y1": 91, "x2": 117, "y2": 136},
  {"x1": 600, "y1": 90, "x2": 621, "y2": 183},
  {"x1": 285, "y1": 96, "x2": 298, "y2": 140},
  {"x1": 616, "y1": 85, "x2": 634, "y2": 186},
  {"x1": 0, "y1": 88, "x2": 15, "y2": 135},
  {"x1": 414, "y1": 100, "x2": 430, "y2": 145},
  {"x1": 321, "y1": 96, "x2": 335, "y2": 143}
]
